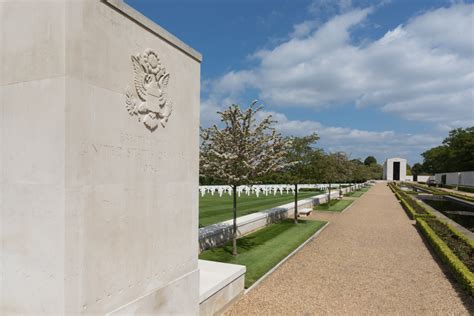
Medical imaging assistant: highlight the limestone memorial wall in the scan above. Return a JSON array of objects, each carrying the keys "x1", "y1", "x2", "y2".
[
  {"x1": 435, "y1": 171, "x2": 474, "y2": 187},
  {"x1": 1, "y1": 0, "x2": 201, "y2": 314}
]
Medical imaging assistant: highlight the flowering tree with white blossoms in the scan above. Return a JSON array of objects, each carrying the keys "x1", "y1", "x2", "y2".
[{"x1": 200, "y1": 101, "x2": 289, "y2": 256}]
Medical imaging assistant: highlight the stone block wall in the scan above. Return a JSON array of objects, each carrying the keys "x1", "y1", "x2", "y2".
[{"x1": 1, "y1": 0, "x2": 201, "y2": 314}]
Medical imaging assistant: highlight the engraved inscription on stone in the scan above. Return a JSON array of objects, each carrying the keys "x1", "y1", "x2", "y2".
[
  {"x1": 125, "y1": 49, "x2": 173, "y2": 131},
  {"x1": 78, "y1": 134, "x2": 189, "y2": 175}
]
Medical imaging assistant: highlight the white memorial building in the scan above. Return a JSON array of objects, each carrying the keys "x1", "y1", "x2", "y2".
[{"x1": 383, "y1": 158, "x2": 408, "y2": 181}]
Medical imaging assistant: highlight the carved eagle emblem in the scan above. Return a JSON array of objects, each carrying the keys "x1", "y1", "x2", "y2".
[{"x1": 125, "y1": 49, "x2": 173, "y2": 131}]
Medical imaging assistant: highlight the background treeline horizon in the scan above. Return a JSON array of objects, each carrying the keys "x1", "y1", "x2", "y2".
[
  {"x1": 199, "y1": 102, "x2": 473, "y2": 185},
  {"x1": 412, "y1": 127, "x2": 474, "y2": 176},
  {"x1": 200, "y1": 130, "x2": 384, "y2": 185},
  {"x1": 201, "y1": 126, "x2": 474, "y2": 185}
]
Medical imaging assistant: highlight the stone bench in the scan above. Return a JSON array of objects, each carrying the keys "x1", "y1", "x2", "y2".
[{"x1": 298, "y1": 208, "x2": 313, "y2": 216}]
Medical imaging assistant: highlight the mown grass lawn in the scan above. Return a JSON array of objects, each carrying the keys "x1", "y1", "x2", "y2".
[
  {"x1": 346, "y1": 191, "x2": 364, "y2": 197},
  {"x1": 199, "y1": 191, "x2": 320, "y2": 227},
  {"x1": 314, "y1": 199, "x2": 354, "y2": 212},
  {"x1": 199, "y1": 219, "x2": 327, "y2": 288},
  {"x1": 345, "y1": 187, "x2": 369, "y2": 197}
]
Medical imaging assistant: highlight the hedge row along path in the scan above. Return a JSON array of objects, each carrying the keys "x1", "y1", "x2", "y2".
[
  {"x1": 224, "y1": 183, "x2": 474, "y2": 315},
  {"x1": 437, "y1": 186, "x2": 474, "y2": 198}
]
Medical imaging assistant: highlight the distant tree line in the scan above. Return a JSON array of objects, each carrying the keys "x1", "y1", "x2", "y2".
[{"x1": 412, "y1": 127, "x2": 474, "y2": 175}]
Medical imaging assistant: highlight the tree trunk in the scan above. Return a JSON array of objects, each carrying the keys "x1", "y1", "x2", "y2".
[
  {"x1": 232, "y1": 185, "x2": 238, "y2": 256},
  {"x1": 294, "y1": 183, "x2": 298, "y2": 224}
]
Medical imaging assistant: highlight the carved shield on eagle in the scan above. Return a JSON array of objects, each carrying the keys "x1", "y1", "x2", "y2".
[{"x1": 125, "y1": 49, "x2": 173, "y2": 131}]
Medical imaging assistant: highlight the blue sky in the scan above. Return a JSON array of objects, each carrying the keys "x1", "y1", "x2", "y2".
[{"x1": 127, "y1": 0, "x2": 474, "y2": 164}]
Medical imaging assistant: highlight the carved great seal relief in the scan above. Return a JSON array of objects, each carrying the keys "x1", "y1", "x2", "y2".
[{"x1": 125, "y1": 49, "x2": 173, "y2": 131}]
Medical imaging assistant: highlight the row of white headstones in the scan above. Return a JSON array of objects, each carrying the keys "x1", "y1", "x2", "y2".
[{"x1": 199, "y1": 184, "x2": 355, "y2": 198}]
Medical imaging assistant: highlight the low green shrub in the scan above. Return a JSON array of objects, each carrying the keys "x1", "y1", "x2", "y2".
[
  {"x1": 438, "y1": 183, "x2": 474, "y2": 193},
  {"x1": 416, "y1": 217, "x2": 474, "y2": 296},
  {"x1": 439, "y1": 183, "x2": 455, "y2": 189},
  {"x1": 448, "y1": 192, "x2": 474, "y2": 202},
  {"x1": 388, "y1": 182, "x2": 397, "y2": 193},
  {"x1": 405, "y1": 183, "x2": 444, "y2": 195},
  {"x1": 459, "y1": 185, "x2": 474, "y2": 193},
  {"x1": 390, "y1": 184, "x2": 432, "y2": 219},
  {"x1": 408, "y1": 183, "x2": 474, "y2": 203},
  {"x1": 425, "y1": 218, "x2": 474, "y2": 269},
  {"x1": 391, "y1": 182, "x2": 474, "y2": 295}
]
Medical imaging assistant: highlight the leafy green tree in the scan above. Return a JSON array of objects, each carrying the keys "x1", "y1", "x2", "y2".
[
  {"x1": 353, "y1": 163, "x2": 370, "y2": 182},
  {"x1": 321, "y1": 152, "x2": 351, "y2": 201},
  {"x1": 422, "y1": 145, "x2": 450, "y2": 173},
  {"x1": 411, "y1": 163, "x2": 424, "y2": 175},
  {"x1": 200, "y1": 102, "x2": 289, "y2": 256},
  {"x1": 421, "y1": 127, "x2": 474, "y2": 173},
  {"x1": 366, "y1": 163, "x2": 383, "y2": 179},
  {"x1": 443, "y1": 127, "x2": 474, "y2": 172},
  {"x1": 406, "y1": 164, "x2": 412, "y2": 176},
  {"x1": 364, "y1": 156, "x2": 377, "y2": 166}
]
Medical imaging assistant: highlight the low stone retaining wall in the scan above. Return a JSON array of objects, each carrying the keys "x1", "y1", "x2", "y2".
[{"x1": 198, "y1": 183, "x2": 368, "y2": 251}]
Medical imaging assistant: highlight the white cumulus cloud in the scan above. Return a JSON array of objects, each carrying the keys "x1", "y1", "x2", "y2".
[
  {"x1": 204, "y1": 3, "x2": 473, "y2": 126},
  {"x1": 201, "y1": 3, "x2": 473, "y2": 162},
  {"x1": 255, "y1": 110, "x2": 441, "y2": 163}
]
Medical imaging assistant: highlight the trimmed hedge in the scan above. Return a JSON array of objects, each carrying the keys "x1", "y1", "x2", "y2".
[
  {"x1": 389, "y1": 182, "x2": 474, "y2": 295},
  {"x1": 438, "y1": 183, "x2": 456, "y2": 189},
  {"x1": 408, "y1": 183, "x2": 474, "y2": 203},
  {"x1": 388, "y1": 182, "x2": 396, "y2": 193},
  {"x1": 425, "y1": 218, "x2": 474, "y2": 269},
  {"x1": 406, "y1": 183, "x2": 445, "y2": 195},
  {"x1": 459, "y1": 186, "x2": 474, "y2": 193},
  {"x1": 389, "y1": 183, "x2": 433, "y2": 219},
  {"x1": 416, "y1": 217, "x2": 474, "y2": 296},
  {"x1": 438, "y1": 183, "x2": 474, "y2": 193}
]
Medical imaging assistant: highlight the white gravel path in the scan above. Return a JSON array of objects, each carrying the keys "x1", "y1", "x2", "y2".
[{"x1": 224, "y1": 183, "x2": 474, "y2": 315}]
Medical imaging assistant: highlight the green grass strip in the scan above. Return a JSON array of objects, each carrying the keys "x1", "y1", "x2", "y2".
[
  {"x1": 346, "y1": 190, "x2": 364, "y2": 197},
  {"x1": 314, "y1": 199, "x2": 354, "y2": 212},
  {"x1": 199, "y1": 219, "x2": 326, "y2": 288},
  {"x1": 416, "y1": 217, "x2": 474, "y2": 296},
  {"x1": 199, "y1": 191, "x2": 318, "y2": 226}
]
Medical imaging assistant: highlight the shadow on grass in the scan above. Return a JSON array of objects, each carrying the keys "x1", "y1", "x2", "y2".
[
  {"x1": 222, "y1": 237, "x2": 256, "y2": 255},
  {"x1": 221, "y1": 220, "x2": 296, "y2": 255},
  {"x1": 200, "y1": 219, "x2": 326, "y2": 288}
]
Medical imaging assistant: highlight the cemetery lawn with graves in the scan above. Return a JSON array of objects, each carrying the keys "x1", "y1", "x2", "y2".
[
  {"x1": 314, "y1": 199, "x2": 354, "y2": 212},
  {"x1": 345, "y1": 187, "x2": 370, "y2": 197},
  {"x1": 199, "y1": 219, "x2": 327, "y2": 288},
  {"x1": 199, "y1": 191, "x2": 320, "y2": 226}
]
